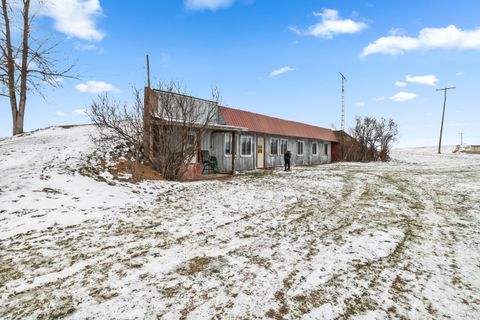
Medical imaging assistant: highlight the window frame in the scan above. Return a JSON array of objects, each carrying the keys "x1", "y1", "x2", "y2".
[
  {"x1": 297, "y1": 140, "x2": 304, "y2": 156},
  {"x1": 186, "y1": 132, "x2": 197, "y2": 163},
  {"x1": 270, "y1": 138, "x2": 279, "y2": 156},
  {"x1": 312, "y1": 141, "x2": 318, "y2": 156},
  {"x1": 280, "y1": 139, "x2": 288, "y2": 155},
  {"x1": 324, "y1": 143, "x2": 328, "y2": 155},
  {"x1": 240, "y1": 135, "x2": 253, "y2": 157},
  {"x1": 225, "y1": 133, "x2": 233, "y2": 157}
]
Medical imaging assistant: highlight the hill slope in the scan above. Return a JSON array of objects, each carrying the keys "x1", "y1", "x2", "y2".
[{"x1": 1, "y1": 126, "x2": 480, "y2": 319}]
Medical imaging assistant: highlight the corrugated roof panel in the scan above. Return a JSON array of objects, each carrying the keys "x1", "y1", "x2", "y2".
[{"x1": 219, "y1": 106, "x2": 338, "y2": 142}]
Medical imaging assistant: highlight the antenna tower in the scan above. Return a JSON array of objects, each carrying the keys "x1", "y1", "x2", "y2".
[{"x1": 339, "y1": 72, "x2": 347, "y2": 131}]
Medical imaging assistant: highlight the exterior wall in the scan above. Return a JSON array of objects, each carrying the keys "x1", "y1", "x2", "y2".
[
  {"x1": 210, "y1": 132, "x2": 255, "y2": 173},
  {"x1": 156, "y1": 91, "x2": 219, "y2": 125},
  {"x1": 200, "y1": 130, "x2": 211, "y2": 151},
  {"x1": 264, "y1": 135, "x2": 331, "y2": 169},
  {"x1": 236, "y1": 132, "x2": 256, "y2": 171},
  {"x1": 210, "y1": 132, "x2": 232, "y2": 173},
  {"x1": 146, "y1": 87, "x2": 337, "y2": 174},
  {"x1": 208, "y1": 132, "x2": 332, "y2": 172},
  {"x1": 181, "y1": 129, "x2": 334, "y2": 173}
]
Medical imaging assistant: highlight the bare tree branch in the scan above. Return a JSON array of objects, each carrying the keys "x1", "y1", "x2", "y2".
[
  {"x1": 88, "y1": 81, "x2": 220, "y2": 181},
  {"x1": 342, "y1": 116, "x2": 399, "y2": 162},
  {"x1": 0, "y1": 0, "x2": 76, "y2": 135}
]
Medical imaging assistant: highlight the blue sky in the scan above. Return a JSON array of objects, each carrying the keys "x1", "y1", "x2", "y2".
[{"x1": 1, "y1": 0, "x2": 480, "y2": 147}]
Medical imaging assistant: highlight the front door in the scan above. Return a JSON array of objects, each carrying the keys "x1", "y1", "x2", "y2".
[{"x1": 257, "y1": 136, "x2": 264, "y2": 168}]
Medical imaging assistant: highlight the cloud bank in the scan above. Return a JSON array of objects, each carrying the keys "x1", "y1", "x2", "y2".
[
  {"x1": 42, "y1": 0, "x2": 105, "y2": 42},
  {"x1": 390, "y1": 92, "x2": 417, "y2": 102},
  {"x1": 75, "y1": 81, "x2": 119, "y2": 93},
  {"x1": 291, "y1": 9, "x2": 367, "y2": 39},
  {"x1": 406, "y1": 74, "x2": 438, "y2": 86},
  {"x1": 362, "y1": 25, "x2": 480, "y2": 57}
]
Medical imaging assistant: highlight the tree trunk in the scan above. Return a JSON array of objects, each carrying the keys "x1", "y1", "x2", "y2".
[
  {"x1": 13, "y1": 113, "x2": 24, "y2": 135},
  {"x1": 16, "y1": 0, "x2": 31, "y2": 136},
  {"x1": 2, "y1": 0, "x2": 21, "y2": 135}
]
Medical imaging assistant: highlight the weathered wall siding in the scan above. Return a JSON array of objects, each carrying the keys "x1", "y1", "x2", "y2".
[
  {"x1": 327, "y1": 142, "x2": 331, "y2": 162},
  {"x1": 264, "y1": 136, "x2": 329, "y2": 168},
  {"x1": 210, "y1": 132, "x2": 231, "y2": 173},
  {"x1": 205, "y1": 132, "x2": 332, "y2": 173},
  {"x1": 156, "y1": 94, "x2": 219, "y2": 125},
  {"x1": 210, "y1": 132, "x2": 254, "y2": 173},
  {"x1": 201, "y1": 131, "x2": 211, "y2": 151}
]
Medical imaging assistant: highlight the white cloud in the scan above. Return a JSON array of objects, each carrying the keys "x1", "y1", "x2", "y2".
[
  {"x1": 56, "y1": 111, "x2": 67, "y2": 117},
  {"x1": 361, "y1": 25, "x2": 480, "y2": 57},
  {"x1": 456, "y1": 71, "x2": 464, "y2": 76},
  {"x1": 390, "y1": 92, "x2": 417, "y2": 102},
  {"x1": 373, "y1": 96, "x2": 386, "y2": 102},
  {"x1": 185, "y1": 0, "x2": 234, "y2": 11},
  {"x1": 75, "y1": 81, "x2": 119, "y2": 93},
  {"x1": 290, "y1": 8, "x2": 367, "y2": 39},
  {"x1": 72, "y1": 108, "x2": 87, "y2": 116},
  {"x1": 355, "y1": 101, "x2": 366, "y2": 107},
  {"x1": 395, "y1": 81, "x2": 407, "y2": 87},
  {"x1": 41, "y1": 0, "x2": 105, "y2": 42},
  {"x1": 406, "y1": 74, "x2": 438, "y2": 86},
  {"x1": 269, "y1": 66, "x2": 295, "y2": 78}
]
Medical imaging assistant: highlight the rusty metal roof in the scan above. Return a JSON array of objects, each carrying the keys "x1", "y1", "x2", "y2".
[{"x1": 219, "y1": 106, "x2": 338, "y2": 142}]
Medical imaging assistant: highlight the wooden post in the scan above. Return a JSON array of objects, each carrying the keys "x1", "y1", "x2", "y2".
[{"x1": 436, "y1": 86, "x2": 455, "y2": 154}]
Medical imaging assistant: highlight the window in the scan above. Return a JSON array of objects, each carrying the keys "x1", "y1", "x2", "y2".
[
  {"x1": 297, "y1": 141, "x2": 304, "y2": 156},
  {"x1": 270, "y1": 138, "x2": 279, "y2": 155},
  {"x1": 280, "y1": 139, "x2": 288, "y2": 155},
  {"x1": 225, "y1": 133, "x2": 233, "y2": 156},
  {"x1": 312, "y1": 142, "x2": 318, "y2": 155},
  {"x1": 324, "y1": 143, "x2": 328, "y2": 155},
  {"x1": 186, "y1": 133, "x2": 197, "y2": 163},
  {"x1": 187, "y1": 134, "x2": 195, "y2": 147},
  {"x1": 240, "y1": 135, "x2": 253, "y2": 156}
]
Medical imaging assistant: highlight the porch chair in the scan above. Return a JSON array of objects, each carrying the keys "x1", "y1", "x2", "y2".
[{"x1": 201, "y1": 150, "x2": 218, "y2": 174}]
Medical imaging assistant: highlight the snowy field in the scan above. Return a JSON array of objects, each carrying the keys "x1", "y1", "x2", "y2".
[{"x1": 1, "y1": 126, "x2": 479, "y2": 319}]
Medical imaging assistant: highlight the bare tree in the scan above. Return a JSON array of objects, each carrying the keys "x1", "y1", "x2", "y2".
[
  {"x1": 1, "y1": 0, "x2": 74, "y2": 135},
  {"x1": 87, "y1": 88, "x2": 145, "y2": 180},
  {"x1": 376, "y1": 117, "x2": 399, "y2": 161},
  {"x1": 147, "y1": 81, "x2": 219, "y2": 180},
  {"x1": 343, "y1": 116, "x2": 398, "y2": 162},
  {"x1": 88, "y1": 81, "x2": 219, "y2": 181}
]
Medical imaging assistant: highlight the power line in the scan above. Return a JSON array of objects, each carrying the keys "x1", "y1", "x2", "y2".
[{"x1": 436, "y1": 86, "x2": 456, "y2": 154}]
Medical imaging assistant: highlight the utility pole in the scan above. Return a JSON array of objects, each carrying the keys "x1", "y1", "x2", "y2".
[
  {"x1": 436, "y1": 86, "x2": 455, "y2": 154},
  {"x1": 146, "y1": 54, "x2": 151, "y2": 89},
  {"x1": 339, "y1": 72, "x2": 347, "y2": 131},
  {"x1": 458, "y1": 132, "x2": 464, "y2": 146}
]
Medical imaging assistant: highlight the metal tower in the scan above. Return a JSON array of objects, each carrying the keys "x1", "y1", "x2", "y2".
[{"x1": 339, "y1": 72, "x2": 347, "y2": 131}]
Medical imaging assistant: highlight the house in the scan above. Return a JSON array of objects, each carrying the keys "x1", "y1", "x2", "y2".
[
  {"x1": 469, "y1": 145, "x2": 480, "y2": 153},
  {"x1": 144, "y1": 87, "x2": 339, "y2": 178}
]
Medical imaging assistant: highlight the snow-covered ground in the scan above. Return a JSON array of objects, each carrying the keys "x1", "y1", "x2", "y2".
[{"x1": 1, "y1": 126, "x2": 479, "y2": 319}]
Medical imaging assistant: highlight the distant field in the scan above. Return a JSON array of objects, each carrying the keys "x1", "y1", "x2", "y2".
[{"x1": 1, "y1": 126, "x2": 479, "y2": 319}]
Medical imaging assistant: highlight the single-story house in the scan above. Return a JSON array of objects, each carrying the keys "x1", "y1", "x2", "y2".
[{"x1": 144, "y1": 87, "x2": 339, "y2": 177}]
